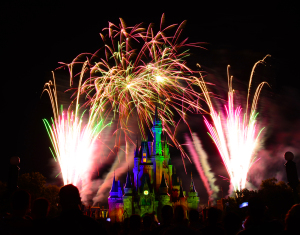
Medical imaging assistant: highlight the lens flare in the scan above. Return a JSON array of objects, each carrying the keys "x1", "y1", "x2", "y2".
[{"x1": 196, "y1": 55, "x2": 270, "y2": 192}]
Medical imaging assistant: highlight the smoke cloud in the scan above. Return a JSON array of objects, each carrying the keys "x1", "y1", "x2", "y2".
[
  {"x1": 92, "y1": 142, "x2": 134, "y2": 205},
  {"x1": 185, "y1": 133, "x2": 220, "y2": 201}
]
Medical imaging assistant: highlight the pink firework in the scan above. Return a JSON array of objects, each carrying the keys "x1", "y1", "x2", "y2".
[
  {"x1": 197, "y1": 55, "x2": 270, "y2": 191},
  {"x1": 42, "y1": 69, "x2": 111, "y2": 189}
]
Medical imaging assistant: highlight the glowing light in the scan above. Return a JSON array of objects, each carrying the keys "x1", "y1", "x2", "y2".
[
  {"x1": 155, "y1": 75, "x2": 164, "y2": 83},
  {"x1": 42, "y1": 73, "x2": 111, "y2": 188},
  {"x1": 66, "y1": 14, "x2": 206, "y2": 168},
  {"x1": 196, "y1": 55, "x2": 270, "y2": 191},
  {"x1": 144, "y1": 190, "x2": 149, "y2": 195}
]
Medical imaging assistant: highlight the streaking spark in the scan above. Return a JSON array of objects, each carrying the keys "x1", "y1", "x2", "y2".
[
  {"x1": 62, "y1": 14, "x2": 206, "y2": 168},
  {"x1": 42, "y1": 65, "x2": 111, "y2": 188},
  {"x1": 196, "y1": 55, "x2": 270, "y2": 191}
]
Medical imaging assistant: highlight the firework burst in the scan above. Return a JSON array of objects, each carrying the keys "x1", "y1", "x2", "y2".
[
  {"x1": 42, "y1": 66, "x2": 111, "y2": 188},
  {"x1": 196, "y1": 55, "x2": 270, "y2": 191},
  {"x1": 62, "y1": 14, "x2": 206, "y2": 166}
]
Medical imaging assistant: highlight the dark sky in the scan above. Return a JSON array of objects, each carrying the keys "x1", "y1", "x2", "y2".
[{"x1": 1, "y1": 0, "x2": 299, "y2": 202}]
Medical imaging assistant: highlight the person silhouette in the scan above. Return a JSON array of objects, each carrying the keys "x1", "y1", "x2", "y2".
[
  {"x1": 31, "y1": 198, "x2": 50, "y2": 235},
  {"x1": 165, "y1": 205, "x2": 195, "y2": 235},
  {"x1": 48, "y1": 184, "x2": 101, "y2": 235},
  {"x1": 0, "y1": 189, "x2": 33, "y2": 235},
  {"x1": 283, "y1": 204, "x2": 300, "y2": 235}
]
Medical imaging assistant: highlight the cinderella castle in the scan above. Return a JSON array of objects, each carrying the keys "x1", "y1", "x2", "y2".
[{"x1": 108, "y1": 108, "x2": 200, "y2": 222}]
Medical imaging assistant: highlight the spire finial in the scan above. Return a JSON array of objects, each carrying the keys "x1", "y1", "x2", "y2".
[
  {"x1": 153, "y1": 104, "x2": 159, "y2": 124},
  {"x1": 160, "y1": 172, "x2": 168, "y2": 188},
  {"x1": 179, "y1": 180, "x2": 184, "y2": 198},
  {"x1": 190, "y1": 172, "x2": 196, "y2": 192},
  {"x1": 125, "y1": 168, "x2": 132, "y2": 189}
]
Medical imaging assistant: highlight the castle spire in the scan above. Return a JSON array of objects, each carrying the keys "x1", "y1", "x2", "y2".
[
  {"x1": 151, "y1": 104, "x2": 162, "y2": 156},
  {"x1": 124, "y1": 168, "x2": 132, "y2": 189},
  {"x1": 134, "y1": 137, "x2": 139, "y2": 158},
  {"x1": 118, "y1": 180, "x2": 123, "y2": 198},
  {"x1": 154, "y1": 105, "x2": 158, "y2": 124},
  {"x1": 159, "y1": 173, "x2": 169, "y2": 195},
  {"x1": 190, "y1": 172, "x2": 196, "y2": 192},
  {"x1": 179, "y1": 180, "x2": 184, "y2": 198},
  {"x1": 172, "y1": 168, "x2": 180, "y2": 186},
  {"x1": 109, "y1": 172, "x2": 119, "y2": 198},
  {"x1": 160, "y1": 173, "x2": 168, "y2": 188}
]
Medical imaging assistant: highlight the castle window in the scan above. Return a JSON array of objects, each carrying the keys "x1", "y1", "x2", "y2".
[
  {"x1": 143, "y1": 158, "x2": 146, "y2": 163},
  {"x1": 143, "y1": 153, "x2": 146, "y2": 156},
  {"x1": 144, "y1": 190, "x2": 149, "y2": 195}
]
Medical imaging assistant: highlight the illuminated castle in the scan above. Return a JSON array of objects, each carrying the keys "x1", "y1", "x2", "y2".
[{"x1": 108, "y1": 108, "x2": 200, "y2": 222}]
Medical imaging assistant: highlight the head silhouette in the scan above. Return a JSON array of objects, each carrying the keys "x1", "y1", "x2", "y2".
[
  {"x1": 284, "y1": 151, "x2": 294, "y2": 161},
  {"x1": 189, "y1": 209, "x2": 199, "y2": 223},
  {"x1": 248, "y1": 196, "x2": 265, "y2": 217},
  {"x1": 11, "y1": 189, "x2": 31, "y2": 217},
  {"x1": 32, "y1": 198, "x2": 50, "y2": 219},
  {"x1": 59, "y1": 184, "x2": 81, "y2": 210},
  {"x1": 129, "y1": 214, "x2": 141, "y2": 231},
  {"x1": 207, "y1": 207, "x2": 222, "y2": 224},
  {"x1": 143, "y1": 214, "x2": 152, "y2": 229},
  {"x1": 161, "y1": 205, "x2": 173, "y2": 224},
  {"x1": 174, "y1": 205, "x2": 185, "y2": 223},
  {"x1": 285, "y1": 204, "x2": 300, "y2": 232}
]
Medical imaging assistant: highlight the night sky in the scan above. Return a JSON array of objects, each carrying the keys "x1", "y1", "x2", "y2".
[{"x1": 1, "y1": 0, "x2": 299, "y2": 203}]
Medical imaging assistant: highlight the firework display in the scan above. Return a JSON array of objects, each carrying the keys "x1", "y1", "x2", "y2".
[
  {"x1": 62, "y1": 14, "x2": 205, "y2": 166},
  {"x1": 42, "y1": 15, "x2": 206, "y2": 196},
  {"x1": 42, "y1": 14, "x2": 271, "y2": 202},
  {"x1": 196, "y1": 56, "x2": 270, "y2": 191},
  {"x1": 42, "y1": 68, "x2": 111, "y2": 188}
]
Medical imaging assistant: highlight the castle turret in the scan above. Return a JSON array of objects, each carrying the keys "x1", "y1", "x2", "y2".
[
  {"x1": 152, "y1": 106, "x2": 162, "y2": 156},
  {"x1": 147, "y1": 130, "x2": 153, "y2": 156},
  {"x1": 124, "y1": 170, "x2": 133, "y2": 195},
  {"x1": 179, "y1": 181, "x2": 187, "y2": 207},
  {"x1": 187, "y1": 173, "x2": 199, "y2": 210},
  {"x1": 109, "y1": 174, "x2": 119, "y2": 198},
  {"x1": 152, "y1": 106, "x2": 164, "y2": 191},
  {"x1": 134, "y1": 138, "x2": 139, "y2": 158},
  {"x1": 108, "y1": 174, "x2": 124, "y2": 222},
  {"x1": 164, "y1": 137, "x2": 170, "y2": 158},
  {"x1": 159, "y1": 173, "x2": 168, "y2": 195},
  {"x1": 171, "y1": 168, "x2": 180, "y2": 199},
  {"x1": 118, "y1": 180, "x2": 123, "y2": 198},
  {"x1": 158, "y1": 173, "x2": 171, "y2": 221},
  {"x1": 133, "y1": 139, "x2": 140, "y2": 188},
  {"x1": 123, "y1": 170, "x2": 133, "y2": 218},
  {"x1": 168, "y1": 157, "x2": 173, "y2": 190}
]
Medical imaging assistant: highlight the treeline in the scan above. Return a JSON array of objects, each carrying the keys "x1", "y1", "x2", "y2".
[
  {"x1": 0, "y1": 172, "x2": 60, "y2": 218},
  {"x1": 223, "y1": 178, "x2": 300, "y2": 221}
]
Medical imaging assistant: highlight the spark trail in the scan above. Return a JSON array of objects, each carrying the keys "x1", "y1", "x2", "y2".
[
  {"x1": 196, "y1": 55, "x2": 270, "y2": 191},
  {"x1": 63, "y1": 14, "x2": 206, "y2": 168},
  {"x1": 185, "y1": 133, "x2": 219, "y2": 200},
  {"x1": 42, "y1": 65, "x2": 111, "y2": 192}
]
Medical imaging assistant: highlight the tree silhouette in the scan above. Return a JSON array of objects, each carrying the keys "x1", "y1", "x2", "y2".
[{"x1": 18, "y1": 172, "x2": 61, "y2": 218}]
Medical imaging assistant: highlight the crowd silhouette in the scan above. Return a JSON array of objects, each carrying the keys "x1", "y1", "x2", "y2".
[{"x1": 1, "y1": 184, "x2": 300, "y2": 235}]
